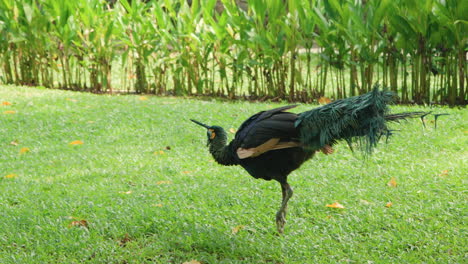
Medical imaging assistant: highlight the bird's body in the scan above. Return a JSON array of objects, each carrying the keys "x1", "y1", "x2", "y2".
[
  {"x1": 204, "y1": 105, "x2": 314, "y2": 180},
  {"x1": 191, "y1": 89, "x2": 424, "y2": 233}
]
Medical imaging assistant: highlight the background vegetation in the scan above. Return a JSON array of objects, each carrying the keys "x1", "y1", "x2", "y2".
[
  {"x1": 1, "y1": 85, "x2": 466, "y2": 263},
  {"x1": 0, "y1": 0, "x2": 466, "y2": 105}
]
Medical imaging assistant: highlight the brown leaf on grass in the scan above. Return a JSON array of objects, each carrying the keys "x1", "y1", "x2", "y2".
[
  {"x1": 387, "y1": 177, "x2": 397, "y2": 187},
  {"x1": 229, "y1": 128, "x2": 237, "y2": 134},
  {"x1": 438, "y1": 170, "x2": 449, "y2": 177},
  {"x1": 119, "y1": 233, "x2": 132, "y2": 247},
  {"x1": 231, "y1": 225, "x2": 245, "y2": 234},
  {"x1": 69, "y1": 219, "x2": 88, "y2": 229},
  {"x1": 359, "y1": 199, "x2": 373, "y2": 205},
  {"x1": 20, "y1": 147, "x2": 30, "y2": 154},
  {"x1": 67, "y1": 216, "x2": 88, "y2": 228},
  {"x1": 385, "y1": 202, "x2": 393, "y2": 208},
  {"x1": 156, "y1": 180, "x2": 172, "y2": 185},
  {"x1": 139, "y1": 96, "x2": 148, "y2": 101},
  {"x1": 10, "y1": 140, "x2": 19, "y2": 146},
  {"x1": 318, "y1": 97, "x2": 332, "y2": 105},
  {"x1": 4, "y1": 110, "x2": 16, "y2": 114},
  {"x1": 326, "y1": 202, "x2": 345, "y2": 209},
  {"x1": 2, "y1": 101, "x2": 12, "y2": 106},
  {"x1": 69, "y1": 140, "x2": 84, "y2": 145},
  {"x1": 154, "y1": 150, "x2": 165, "y2": 155},
  {"x1": 4, "y1": 174, "x2": 18, "y2": 179},
  {"x1": 119, "y1": 191, "x2": 132, "y2": 195},
  {"x1": 183, "y1": 260, "x2": 201, "y2": 264}
]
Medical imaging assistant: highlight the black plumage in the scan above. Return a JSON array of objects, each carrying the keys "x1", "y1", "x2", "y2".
[{"x1": 191, "y1": 89, "x2": 424, "y2": 233}]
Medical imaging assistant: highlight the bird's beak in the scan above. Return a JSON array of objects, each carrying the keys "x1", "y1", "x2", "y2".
[
  {"x1": 190, "y1": 119, "x2": 213, "y2": 147},
  {"x1": 190, "y1": 119, "x2": 210, "y2": 129}
]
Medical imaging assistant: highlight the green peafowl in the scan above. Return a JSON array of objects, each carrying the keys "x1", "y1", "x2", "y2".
[{"x1": 191, "y1": 89, "x2": 425, "y2": 233}]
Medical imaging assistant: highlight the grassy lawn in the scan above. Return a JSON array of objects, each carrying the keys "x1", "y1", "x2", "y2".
[{"x1": 0, "y1": 85, "x2": 466, "y2": 263}]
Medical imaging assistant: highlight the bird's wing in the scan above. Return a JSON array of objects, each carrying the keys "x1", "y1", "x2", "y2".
[
  {"x1": 235, "y1": 105, "x2": 297, "y2": 141},
  {"x1": 237, "y1": 138, "x2": 302, "y2": 159},
  {"x1": 232, "y1": 105, "x2": 300, "y2": 158}
]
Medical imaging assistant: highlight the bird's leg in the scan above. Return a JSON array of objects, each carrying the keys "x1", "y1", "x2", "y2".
[{"x1": 276, "y1": 182, "x2": 293, "y2": 234}]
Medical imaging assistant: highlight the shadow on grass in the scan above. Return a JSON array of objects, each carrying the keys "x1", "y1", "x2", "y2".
[{"x1": 113, "y1": 213, "x2": 280, "y2": 263}]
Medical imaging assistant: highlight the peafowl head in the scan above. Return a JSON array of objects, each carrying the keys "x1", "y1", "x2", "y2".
[
  {"x1": 190, "y1": 119, "x2": 228, "y2": 147},
  {"x1": 190, "y1": 119, "x2": 241, "y2": 166}
]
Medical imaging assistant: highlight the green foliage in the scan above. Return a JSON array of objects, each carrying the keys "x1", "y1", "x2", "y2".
[{"x1": 0, "y1": 0, "x2": 466, "y2": 105}]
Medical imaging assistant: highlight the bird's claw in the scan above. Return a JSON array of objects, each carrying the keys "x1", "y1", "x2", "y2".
[
  {"x1": 276, "y1": 211, "x2": 286, "y2": 234},
  {"x1": 320, "y1": 144, "x2": 334, "y2": 155}
]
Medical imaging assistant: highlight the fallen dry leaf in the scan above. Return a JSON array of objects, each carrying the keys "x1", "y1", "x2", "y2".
[
  {"x1": 119, "y1": 233, "x2": 132, "y2": 247},
  {"x1": 10, "y1": 140, "x2": 19, "y2": 146},
  {"x1": 69, "y1": 219, "x2": 88, "y2": 228},
  {"x1": 438, "y1": 170, "x2": 449, "y2": 177},
  {"x1": 318, "y1": 97, "x2": 332, "y2": 105},
  {"x1": 231, "y1": 225, "x2": 245, "y2": 234},
  {"x1": 229, "y1": 128, "x2": 237, "y2": 134},
  {"x1": 119, "y1": 191, "x2": 132, "y2": 194},
  {"x1": 385, "y1": 202, "x2": 393, "y2": 208},
  {"x1": 359, "y1": 199, "x2": 373, "y2": 205},
  {"x1": 69, "y1": 140, "x2": 84, "y2": 145},
  {"x1": 326, "y1": 202, "x2": 345, "y2": 209},
  {"x1": 20, "y1": 147, "x2": 30, "y2": 154},
  {"x1": 154, "y1": 150, "x2": 165, "y2": 155},
  {"x1": 183, "y1": 260, "x2": 201, "y2": 264},
  {"x1": 152, "y1": 203, "x2": 163, "y2": 207},
  {"x1": 4, "y1": 174, "x2": 18, "y2": 179},
  {"x1": 4, "y1": 110, "x2": 16, "y2": 114},
  {"x1": 2, "y1": 101, "x2": 12, "y2": 106},
  {"x1": 156, "y1": 180, "x2": 172, "y2": 185},
  {"x1": 387, "y1": 177, "x2": 397, "y2": 187},
  {"x1": 139, "y1": 96, "x2": 148, "y2": 101}
]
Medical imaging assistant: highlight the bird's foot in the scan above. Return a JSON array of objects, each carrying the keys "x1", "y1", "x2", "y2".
[
  {"x1": 276, "y1": 211, "x2": 286, "y2": 234},
  {"x1": 320, "y1": 144, "x2": 334, "y2": 155}
]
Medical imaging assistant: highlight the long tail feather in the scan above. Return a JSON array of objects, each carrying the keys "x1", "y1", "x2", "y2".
[
  {"x1": 384, "y1": 112, "x2": 428, "y2": 122},
  {"x1": 295, "y1": 88, "x2": 424, "y2": 153}
]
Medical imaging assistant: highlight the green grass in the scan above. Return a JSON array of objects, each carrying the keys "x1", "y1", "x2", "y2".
[{"x1": 0, "y1": 85, "x2": 466, "y2": 263}]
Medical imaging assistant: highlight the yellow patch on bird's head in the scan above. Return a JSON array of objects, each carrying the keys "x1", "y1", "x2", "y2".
[{"x1": 208, "y1": 129, "x2": 216, "y2": 139}]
